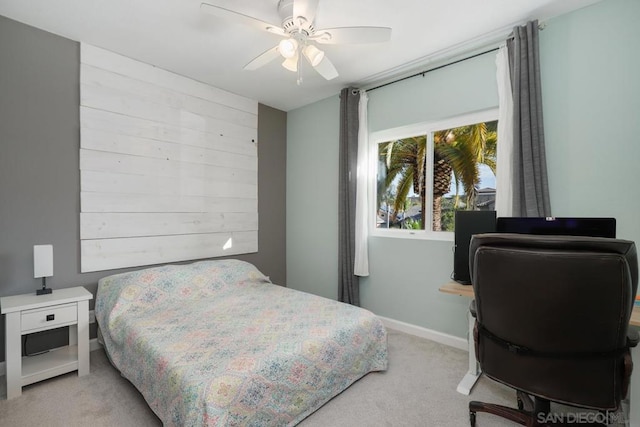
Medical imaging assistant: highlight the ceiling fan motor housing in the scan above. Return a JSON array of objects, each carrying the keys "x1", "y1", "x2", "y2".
[{"x1": 278, "y1": 0, "x2": 315, "y2": 36}]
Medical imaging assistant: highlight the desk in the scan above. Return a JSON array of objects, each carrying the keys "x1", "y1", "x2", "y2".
[
  {"x1": 439, "y1": 281, "x2": 640, "y2": 395},
  {"x1": 439, "y1": 281, "x2": 480, "y2": 395}
]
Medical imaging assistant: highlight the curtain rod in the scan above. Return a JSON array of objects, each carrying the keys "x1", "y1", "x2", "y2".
[
  {"x1": 365, "y1": 20, "x2": 546, "y2": 94},
  {"x1": 366, "y1": 46, "x2": 500, "y2": 93}
]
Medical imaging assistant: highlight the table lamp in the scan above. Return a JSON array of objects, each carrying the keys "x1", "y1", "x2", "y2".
[{"x1": 34, "y1": 244, "x2": 53, "y2": 295}]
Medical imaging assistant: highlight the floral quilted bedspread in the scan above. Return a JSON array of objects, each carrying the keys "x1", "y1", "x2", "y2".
[{"x1": 95, "y1": 259, "x2": 388, "y2": 426}]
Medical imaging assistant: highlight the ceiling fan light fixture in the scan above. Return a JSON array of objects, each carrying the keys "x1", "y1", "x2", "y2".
[
  {"x1": 302, "y1": 44, "x2": 324, "y2": 66},
  {"x1": 278, "y1": 38, "x2": 298, "y2": 59},
  {"x1": 201, "y1": 0, "x2": 392, "y2": 82},
  {"x1": 282, "y1": 54, "x2": 299, "y2": 72}
]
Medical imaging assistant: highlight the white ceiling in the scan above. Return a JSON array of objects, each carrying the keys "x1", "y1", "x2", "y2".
[{"x1": 0, "y1": 0, "x2": 601, "y2": 111}]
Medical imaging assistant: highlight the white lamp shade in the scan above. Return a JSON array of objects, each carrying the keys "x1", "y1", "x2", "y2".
[
  {"x1": 34, "y1": 245, "x2": 53, "y2": 278},
  {"x1": 303, "y1": 44, "x2": 324, "y2": 66},
  {"x1": 282, "y1": 55, "x2": 299, "y2": 72},
  {"x1": 278, "y1": 38, "x2": 298, "y2": 59}
]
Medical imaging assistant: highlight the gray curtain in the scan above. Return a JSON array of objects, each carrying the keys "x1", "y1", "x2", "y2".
[
  {"x1": 338, "y1": 87, "x2": 360, "y2": 306},
  {"x1": 508, "y1": 20, "x2": 552, "y2": 217}
]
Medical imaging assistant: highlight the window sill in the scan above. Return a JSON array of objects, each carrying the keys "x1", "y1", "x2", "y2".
[{"x1": 370, "y1": 230, "x2": 454, "y2": 242}]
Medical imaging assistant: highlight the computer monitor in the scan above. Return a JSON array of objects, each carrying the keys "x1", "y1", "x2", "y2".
[
  {"x1": 496, "y1": 217, "x2": 616, "y2": 238},
  {"x1": 453, "y1": 210, "x2": 497, "y2": 284}
]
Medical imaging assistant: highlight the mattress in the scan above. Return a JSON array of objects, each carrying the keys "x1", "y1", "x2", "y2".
[{"x1": 95, "y1": 259, "x2": 388, "y2": 426}]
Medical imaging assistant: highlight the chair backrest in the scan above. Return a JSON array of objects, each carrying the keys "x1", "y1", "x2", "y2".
[{"x1": 469, "y1": 233, "x2": 637, "y2": 409}]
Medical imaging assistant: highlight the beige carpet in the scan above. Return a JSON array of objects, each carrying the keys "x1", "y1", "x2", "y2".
[{"x1": 0, "y1": 330, "x2": 525, "y2": 426}]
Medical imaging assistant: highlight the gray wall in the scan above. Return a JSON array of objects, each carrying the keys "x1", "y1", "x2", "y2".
[
  {"x1": 0, "y1": 15, "x2": 287, "y2": 360},
  {"x1": 252, "y1": 103, "x2": 287, "y2": 286}
]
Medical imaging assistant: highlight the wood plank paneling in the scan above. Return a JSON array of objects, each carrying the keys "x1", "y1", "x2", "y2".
[
  {"x1": 81, "y1": 170, "x2": 257, "y2": 199},
  {"x1": 81, "y1": 64, "x2": 257, "y2": 128},
  {"x1": 80, "y1": 212, "x2": 258, "y2": 239},
  {"x1": 80, "y1": 44, "x2": 257, "y2": 114},
  {"x1": 80, "y1": 231, "x2": 258, "y2": 273},
  {"x1": 81, "y1": 83, "x2": 257, "y2": 141},
  {"x1": 80, "y1": 43, "x2": 258, "y2": 272},
  {"x1": 81, "y1": 193, "x2": 257, "y2": 213},
  {"x1": 80, "y1": 108, "x2": 256, "y2": 152},
  {"x1": 80, "y1": 150, "x2": 257, "y2": 181}
]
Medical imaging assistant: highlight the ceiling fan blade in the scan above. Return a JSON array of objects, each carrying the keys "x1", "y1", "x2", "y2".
[
  {"x1": 313, "y1": 56, "x2": 338, "y2": 80},
  {"x1": 293, "y1": 0, "x2": 319, "y2": 24},
  {"x1": 244, "y1": 46, "x2": 281, "y2": 71},
  {"x1": 200, "y1": 3, "x2": 285, "y2": 36},
  {"x1": 312, "y1": 27, "x2": 392, "y2": 45}
]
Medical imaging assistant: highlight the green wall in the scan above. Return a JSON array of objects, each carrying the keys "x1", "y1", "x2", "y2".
[
  {"x1": 364, "y1": 51, "x2": 499, "y2": 336},
  {"x1": 367, "y1": 51, "x2": 499, "y2": 132},
  {"x1": 286, "y1": 0, "x2": 640, "y2": 335},
  {"x1": 287, "y1": 0, "x2": 640, "y2": 415},
  {"x1": 541, "y1": 0, "x2": 640, "y2": 246},
  {"x1": 540, "y1": 7, "x2": 640, "y2": 413},
  {"x1": 286, "y1": 95, "x2": 340, "y2": 299},
  {"x1": 287, "y1": 51, "x2": 499, "y2": 337}
]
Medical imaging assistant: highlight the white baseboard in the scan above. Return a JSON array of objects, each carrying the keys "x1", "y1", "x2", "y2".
[
  {"x1": 379, "y1": 316, "x2": 467, "y2": 351},
  {"x1": 90, "y1": 337, "x2": 103, "y2": 352}
]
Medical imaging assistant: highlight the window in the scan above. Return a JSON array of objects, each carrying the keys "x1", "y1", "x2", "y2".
[{"x1": 370, "y1": 109, "x2": 498, "y2": 240}]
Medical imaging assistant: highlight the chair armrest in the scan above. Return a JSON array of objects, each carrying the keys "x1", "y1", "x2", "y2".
[
  {"x1": 469, "y1": 299, "x2": 477, "y2": 318},
  {"x1": 627, "y1": 328, "x2": 639, "y2": 348}
]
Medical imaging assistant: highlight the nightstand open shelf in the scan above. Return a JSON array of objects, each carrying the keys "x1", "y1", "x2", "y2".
[
  {"x1": 22, "y1": 345, "x2": 79, "y2": 386},
  {"x1": 1, "y1": 287, "x2": 93, "y2": 399}
]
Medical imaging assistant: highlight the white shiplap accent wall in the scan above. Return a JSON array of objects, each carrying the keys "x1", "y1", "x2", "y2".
[{"x1": 80, "y1": 44, "x2": 258, "y2": 272}]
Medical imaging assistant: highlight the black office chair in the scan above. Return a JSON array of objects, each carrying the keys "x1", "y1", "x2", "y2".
[{"x1": 467, "y1": 233, "x2": 639, "y2": 426}]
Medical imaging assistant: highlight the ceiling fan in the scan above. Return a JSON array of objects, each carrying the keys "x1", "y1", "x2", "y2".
[{"x1": 200, "y1": 0, "x2": 391, "y2": 82}]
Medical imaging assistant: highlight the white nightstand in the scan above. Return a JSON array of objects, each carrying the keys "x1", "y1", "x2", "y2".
[{"x1": 1, "y1": 286, "x2": 93, "y2": 399}]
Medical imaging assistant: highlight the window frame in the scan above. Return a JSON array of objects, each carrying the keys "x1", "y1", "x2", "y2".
[{"x1": 368, "y1": 108, "x2": 499, "y2": 241}]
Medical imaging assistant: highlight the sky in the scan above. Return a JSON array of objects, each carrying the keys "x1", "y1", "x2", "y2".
[{"x1": 445, "y1": 163, "x2": 496, "y2": 196}]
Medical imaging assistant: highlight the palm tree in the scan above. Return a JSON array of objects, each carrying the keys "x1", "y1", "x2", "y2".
[
  {"x1": 378, "y1": 121, "x2": 497, "y2": 231},
  {"x1": 432, "y1": 133, "x2": 454, "y2": 231},
  {"x1": 437, "y1": 122, "x2": 496, "y2": 203},
  {"x1": 378, "y1": 136, "x2": 426, "y2": 227}
]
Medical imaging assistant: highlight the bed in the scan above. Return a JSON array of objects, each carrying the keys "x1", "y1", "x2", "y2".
[{"x1": 95, "y1": 259, "x2": 388, "y2": 426}]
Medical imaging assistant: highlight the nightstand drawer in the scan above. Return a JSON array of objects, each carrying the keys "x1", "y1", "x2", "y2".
[{"x1": 21, "y1": 303, "x2": 77, "y2": 332}]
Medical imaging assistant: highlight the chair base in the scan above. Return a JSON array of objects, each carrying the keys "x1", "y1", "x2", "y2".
[{"x1": 469, "y1": 391, "x2": 610, "y2": 426}]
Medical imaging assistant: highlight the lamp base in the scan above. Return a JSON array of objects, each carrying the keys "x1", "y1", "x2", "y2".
[{"x1": 36, "y1": 287, "x2": 52, "y2": 295}]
